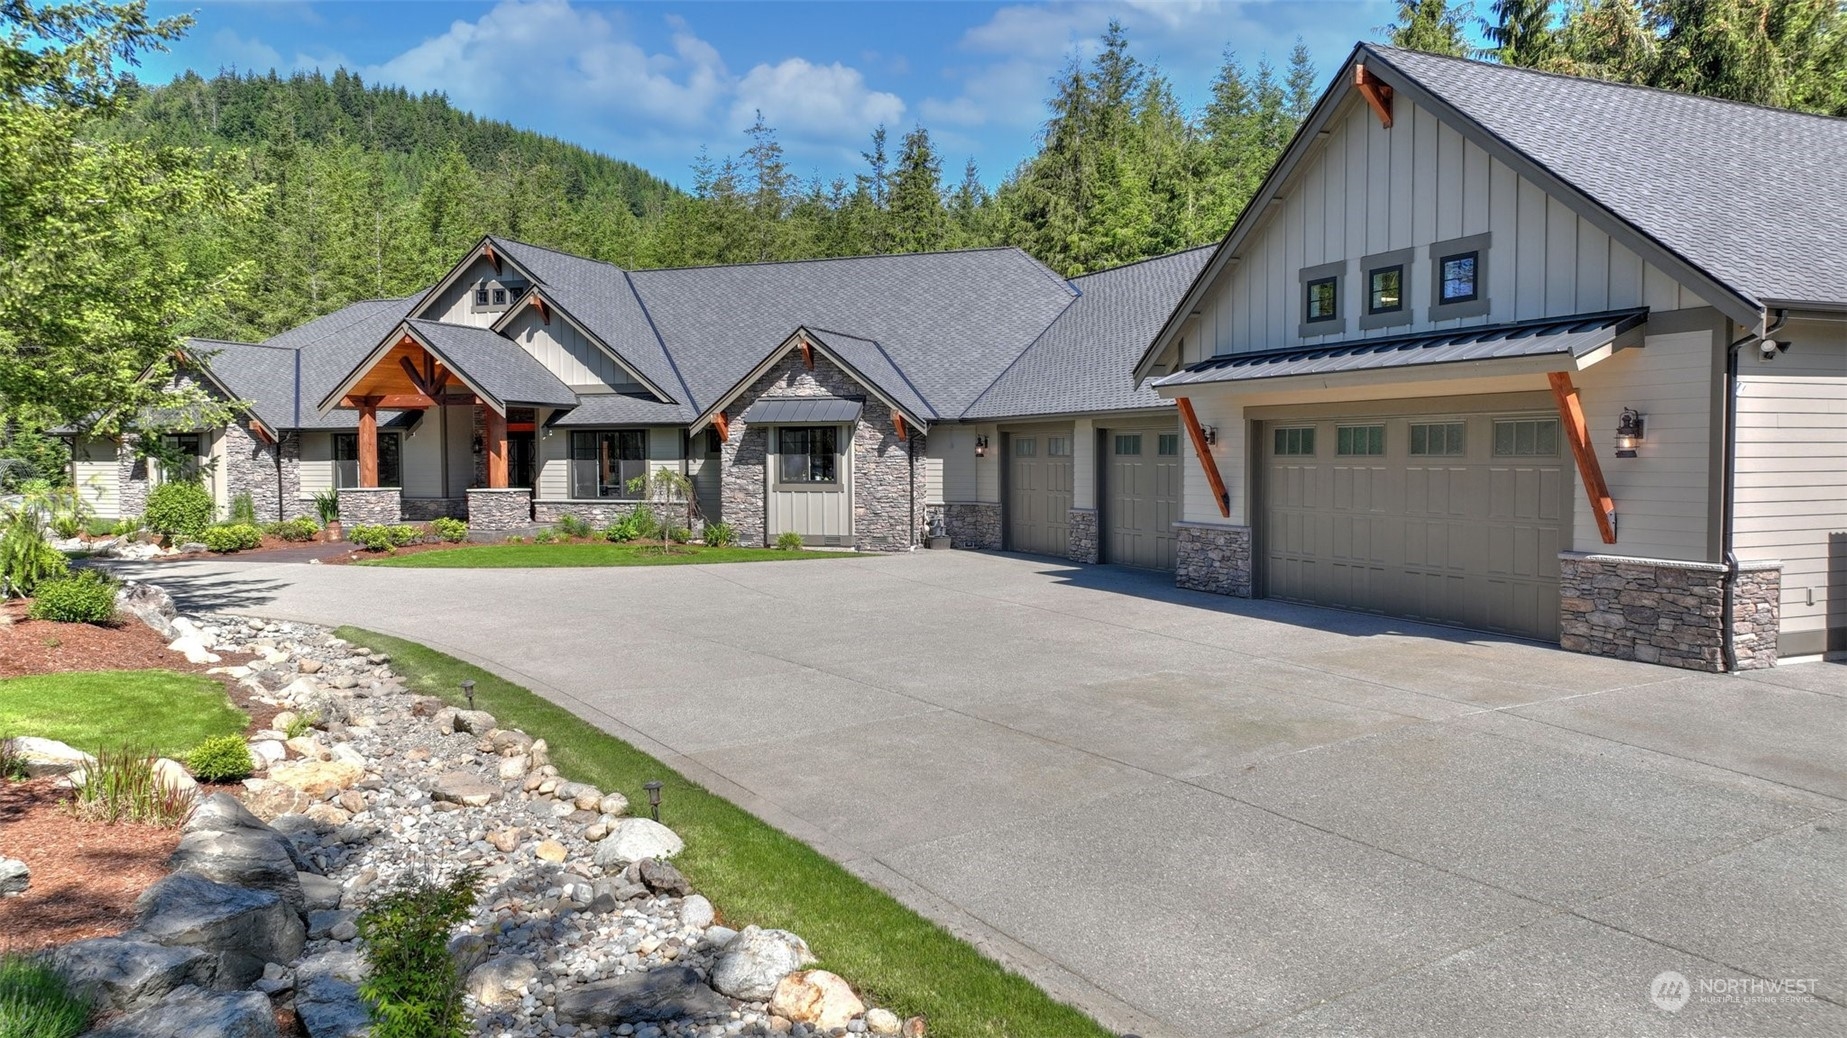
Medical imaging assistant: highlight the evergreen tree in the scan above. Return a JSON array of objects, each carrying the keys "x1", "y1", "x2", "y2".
[
  {"x1": 1387, "y1": 0, "x2": 1474, "y2": 56},
  {"x1": 1646, "y1": 0, "x2": 1847, "y2": 113},
  {"x1": 741, "y1": 111, "x2": 791, "y2": 261},
  {"x1": 1483, "y1": 0, "x2": 1561, "y2": 67},
  {"x1": 888, "y1": 126, "x2": 947, "y2": 253},
  {"x1": 1556, "y1": 0, "x2": 1656, "y2": 81}
]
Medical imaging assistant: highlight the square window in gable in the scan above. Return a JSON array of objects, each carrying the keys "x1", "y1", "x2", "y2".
[
  {"x1": 1368, "y1": 265, "x2": 1404, "y2": 315},
  {"x1": 1440, "y1": 252, "x2": 1478, "y2": 304},
  {"x1": 1305, "y1": 277, "x2": 1339, "y2": 324}
]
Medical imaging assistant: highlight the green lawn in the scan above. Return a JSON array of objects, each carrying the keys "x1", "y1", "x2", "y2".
[
  {"x1": 338, "y1": 627, "x2": 1113, "y2": 1038},
  {"x1": 0, "y1": 670, "x2": 248, "y2": 757},
  {"x1": 358, "y1": 543, "x2": 862, "y2": 568}
]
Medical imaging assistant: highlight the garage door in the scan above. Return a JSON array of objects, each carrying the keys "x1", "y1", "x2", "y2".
[
  {"x1": 1104, "y1": 430, "x2": 1181, "y2": 570},
  {"x1": 1263, "y1": 413, "x2": 1568, "y2": 640},
  {"x1": 1006, "y1": 431, "x2": 1072, "y2": 556}
]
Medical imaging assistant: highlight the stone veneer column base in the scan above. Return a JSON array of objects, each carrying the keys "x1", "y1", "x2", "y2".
[
  {"x1": 1558, "y1": 551, "x2": 1782, "y2": 672},
  {"x1": 941, "y1": 503, "x2": 1001, "y2": 550},
  {"x1": 337, "y1": 487, "x2": 401, "y2": 525},
  {"x1": 1174, "y1": 522, "x2": 1252, "y2": 597},
  {"x1": 1066, "y1": 508, "x2": 1099, "y2": 564},
  {"x1": 465, "y1": 488, "x2": 533, "y2": 532}
]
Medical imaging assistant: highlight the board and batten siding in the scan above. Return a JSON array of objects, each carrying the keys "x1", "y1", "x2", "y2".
[
  {"x1": 1183, "y1": 92, "x2": 1706, "y2": 364},
  {"x1": 1733, "y1": 319, "x2": 1847, "y2": 652},
  {"x1": 418, "y1": 255, "x2": 513, "y2": 329},
  {"x1": 72, "y1": 437, "x2": 121, "y2": 518},
  {"x1": 935, "y1": 423, "x2": 1000, "y2": 504},
  {"x1": 501, "y1": 307, "x2": 647, "y2": 393}
]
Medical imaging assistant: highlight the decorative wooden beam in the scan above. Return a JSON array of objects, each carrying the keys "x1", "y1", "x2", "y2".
[
  {"x1": 712, "y1": 411, "x2": 729, "y2": 443},
  {"x1": 893, "y1": 413, "x2": 908, "y2": 441},
  {"x1": 357, "y1": 398, "x2": 380, "y2": 488},
  {"x1": 398, "y1": 356, "x2": 433, "y2": 395},
  {"x1": 483, "y1": 242, "x2": 502, "y2": 274},
  {"x1": 1355, "y1": 66, "x2": 1393, "y2": 128},
  {"x1": 800, "y1": 338, "x2": 814, "y2": 370},
  {"x1": 1176, "y1": 396, "x2": 1230, "y2": 518},
  {"x1": 531, "y1": 294, "x2": 551, "y2": 325},
  {"x1": 1547, "y1": 371, "x2": 1617, "y2": 544},
  {"x1": 484, "y1": 406, "x2": 509, "y2": 489}
]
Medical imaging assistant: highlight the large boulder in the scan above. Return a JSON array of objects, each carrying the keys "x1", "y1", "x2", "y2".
[
  {"x1": 636, "y1": 858, "x2": 692, "y2": 897},
  {"x1": 465, "y1": 955, "x2": 538, "y2": 1007},
  {"x1": 294, "y1": 949, "x2": 370, "y2": 1038},
  {"x1": 5, "y1": 736, "x2": 94, "y2": 778},
  {"x1": 239, "y1": 779, "x2": 316, "y2": 821},
  {"x1": 117, "y1": 581, "x2": 179, "y2": 640},
  {"x1": 0, "y1": 856, "x2": 27, "y2": 896},
  {"x1": 770, "y1": 970, "x2": 865, "y2": 1031},
  {"x1": 83, "y1": 986, "x2": 279, "y2": 1038},
  {"x1": 132, "y1": 873, "x2": 306, "y2": 986},
  {"x1": 431, "y1": 772, "x2": 501, "y2": 807},
  {"x1": 591, "y1": 818, "x2": 683, "y2": 868},
  {"x1": 50, "y1": 937, "x2": 215, "y2": 1012},
  {"x1": 168, "y1": 828, "x2": 307, "y2": 916},
  {"x1": 709, "y1": 926, "x2": 817, "y2": 1002},
  {"x1": 553, "y1": 966, "x2": 733, "y2": 1026},
  {"x1": 299, "y1": 872, "x2": 343, "y2": 912},
  {"x1": 265, "y1": 760, "x2": 362, "y2": 799},
  {"x1": 186, "y1": 793, "x2": 319, "y2": 875}
]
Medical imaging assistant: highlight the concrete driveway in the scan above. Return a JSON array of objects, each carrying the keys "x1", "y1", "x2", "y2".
[{"x1": 131, "y1": 551, "x2": 1847, "y2": 1037}]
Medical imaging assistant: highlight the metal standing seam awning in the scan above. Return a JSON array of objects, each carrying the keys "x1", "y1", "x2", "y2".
[
  {"x1": 1153, "y1": 308, "x2": 1649, "y2": 389},
  {"x1": 740, "y1": 397, "x2": 864, "y2": 424}
]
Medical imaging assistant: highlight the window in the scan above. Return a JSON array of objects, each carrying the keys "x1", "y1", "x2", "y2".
[
  {"x1": 1014, "y1": 437, "x2": 1037, "y2": 457},
  {"x1": 470, "y1": 279, "x2": 529, "y2": 313},
  {"x1": 332, "y1": 432, "x2": 402, "y2": 489},
  {"x1": 1273, "y1": 427, "x2": 1315, "y2": 456},
  {"x1": 1113, "y1": 434, "x2": 1142, "y2": 456},
  {"x1": 1336, "y1": 424, "x2": 1385, "y2": 456},
  {"x1": 1440, "y1": 252, "x2": 1478, "y2": 304},
  {"x1": 492, "y1": 287, "x2": 507, "y2": 305},
  {"x1": 1367, "y1": 265, "x2": 1404, "y2": 315},
  {"x1": 570, "y1": 430, "x2": 648, "y2": 498},
  {"x1": 1409, "y1": 422, "x2": 1466, "y2": 456},
  {"x1": 1046, "y1": 436, "x2": 1070, "y2": 457},
  {"x1": 1157, "y1": 433, "x2": 1180, "y2": 456},
  {"x1": 1493, "y1": 419, "x2": 1560, "y2": 457},
  {"x1": 161, "y1": 433, "x2": 207, "y2": 483},
  {"x1": 1304, "y1": 276, "x2": 1339, "y2": 323},
  {"x1": 475, "y1": 287, "x2": 490, "y2": 306},
  {"x1": 777, "y1": 426, "x2": 839, "y2": 484}
]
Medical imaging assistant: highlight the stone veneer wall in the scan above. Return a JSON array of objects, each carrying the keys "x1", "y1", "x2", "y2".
[
  {"x1": 337, "y1": 487, "x2": 401, "y2": 525},
  {"x1": 464, "y1": 488, "x2": 532, "y2": 531},
  {"x1": 940, "y1": 503, "x2": 1001, "y2": 550},
  {"x1": 222, "y1": 424, "x2": 306, "y2": 522},
  {"x1": 401, "y1": 498, "x2": 466, "y2": 521},
  {"x1": 1067, "y1": 508, "x2": 1099, "y2": 564},
  {"x1": 1174, "y1": 522, "x2": 1253, "y2": 597},
  {"x1": 719, "y1": 351, "x2": 919, "y2": 552},
  {"x1": 117, "y1": 438, "x2": 150, "y2": 518},
  {"x1": 533, "y1": 500, "x2": 697, "y2": 532},
  {"x1": 1558, "y1": 552, "x2": 1782, "y2": 672}
]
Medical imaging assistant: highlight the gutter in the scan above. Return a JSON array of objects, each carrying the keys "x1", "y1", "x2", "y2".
[{"x1": 1718, "y1": 308, "x2": 1788, "y2": 672}]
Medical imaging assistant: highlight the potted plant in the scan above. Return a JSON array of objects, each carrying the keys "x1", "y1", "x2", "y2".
[{"x1": 314, "y1": 489, "x2": 341, "y2": 542}]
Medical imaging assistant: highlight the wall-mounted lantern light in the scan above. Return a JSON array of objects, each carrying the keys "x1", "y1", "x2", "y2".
[
  {"x1": 643, "y1": 780, "x2": 664, "y2": 822},
  {"x1": 974, "y1": 435, "x2": 989, "y2": 458},
  {"x1": 1614, "y1": 408, "x2": 1645, "y2": 458},
  {"x1": 1201, "y1": 425, "x2": 1218, "y2": 446}
]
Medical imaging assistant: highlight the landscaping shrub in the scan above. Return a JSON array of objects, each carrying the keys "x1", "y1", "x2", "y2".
[
  {"x1": 0, "y1": 953, "x2": 90, "y2": 1038},
  {"x1": 0, "y1": 735, "x2": 26, "y2": 781},
  {"x1": 703, "y1": 521, "x2": 738, "y2": 548},
  {"x1": 201, "y1": 523, "x2": 263, "y2": 553},
  {"x1": 553, "y1": 514, "x2": 592, "y2": 539},
  {"x1": 268, "y1": 517, "x2": 319, "y2": 542},
  {"x1": 112, "y1": 516, "x2": 142, "y2": 538},
  {"x1": 776, "y1": 531, "x2": 805, "y2": 551},
  {"x1": 0, "y1": 507, "x2": 69, "y2": 596},
  {"x1": 430, "y1": 517, "x2": 468, "y2": 543},
  {"x1": 83, "y1": 517, "x2": 116, "y2": 538},
  {"x1": 145, "y1": 480, "x2": 214, "y2": 540},
  {"x1": 357, "y1": 869, "x2": 480, "y2": 1038},
  {"x1": 27, "y1": 571, "x2": 119, "y2": 623},
  {"x1": 185, "y1": 734, "x2": 253, "y2": 783},
  {"x1": 313, "y1": 488, "x2": 341, "y2": 526},
  {"x1": 68, "y1": 745, "x2": 192, "y2": 826},
  {"x1": 48, "y1": 512, "x2": 81, "y2": 539},
  {"x1": 666, "y1": 524, "x2": 692, "y2": 544},
  {"x1": 532, "y1": 529, "x2": 558, "y2": 545},
  {"x1": 350, "y1": 524, "x2": 423, "y2": 552},
  {"x1": 603, "y1": 505, "x2": 658, "y2": 543},
  {"x1": 229, "y1": 493, "x2": 258, "y2": 524},
  {"x1": 283, "y1": 711, "x2": 320, "y2": 740}
]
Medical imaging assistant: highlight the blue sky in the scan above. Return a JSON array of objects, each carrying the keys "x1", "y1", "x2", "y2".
[{"x1": 140, "y1": 2, "x2": 1403, "y2": 188}]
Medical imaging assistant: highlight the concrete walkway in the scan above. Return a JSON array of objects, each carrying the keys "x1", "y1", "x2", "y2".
[{"x1": 125, "y1": 551, "x2": 1847, "y2": 1037}]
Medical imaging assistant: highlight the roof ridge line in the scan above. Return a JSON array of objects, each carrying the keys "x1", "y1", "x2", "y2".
[
  {"x1": 959, "y1": 291, "x2": 1085, "y2": 420},
  {"x1": 1071, "y1": 243, "x2": 1219, "y2": 281},
  {"x1": 626, "y1": 245, "x2": 1034, "y2": 276},
  {"x1": 621, "y1": 269, "x2": 698, "y2": 411}
]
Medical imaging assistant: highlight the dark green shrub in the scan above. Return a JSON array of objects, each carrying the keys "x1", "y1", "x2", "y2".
[
  {"x1": 229, "y1": 493, "x2": 257, "y2": 524},
  {"x1": 0, "y1": 508, "x2": 69, "y2": 596},
  {"x1": 68, "y1": 745, "x2": 191, "y2": 826},
  {"x1": 776, "y1": 531, "x2": 805, "y2": 551},
  {"x1": 145, "y1": 480, "x2": 214, "y2": 540},
  {"x1": 27, "y1": 571, "x2": 118, "y2": 623},
  {"x1": 533, "y1": 529, "x2": 558, "y2": 544},
  {"x1": 200, "y1": 523, "x2": 262, "y2": 553},
  {"x1": 185, "y1": 735, "x2": 253, "y2": 783},
  {"x1": 83, "y1": 518, "x2": 116, "y2": 538},
  {"x1": 112, "y1": 516, "x2": 142, "y2": 538},
  {"x1": 667, "y1": 524, "x2": 692, "y2": 544},
  {"x1": 357, "y1": 870, "x2": 480, "y2": 1038},
  {"x1": 48, "y1": 513, "x2": 80, "y2": 539},
  {"x1": 268, "y1": 517, "x2": 319, "y2": 542},
  {"x1": 0, "y1": 953, "x2": 90, "y2": 1038},
  {"x1": 350, "y1": 524, "x2": 423, "y2": 552},
  {"x1": 430, "y1": 517, "x2": 468, "y2": 543},
  {"x1": 703, "y1": 521, "x2": 738, "y2": 548},
  {"x1": 554, "y1": 514, "x2": 592, "y2": 539}
]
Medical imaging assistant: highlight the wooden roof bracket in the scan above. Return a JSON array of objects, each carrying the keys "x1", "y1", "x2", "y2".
[
  {"x1": 1355, "y1": 65, "x2": 1393, "y2": 129},
  {"x1": 1548, "y1": 371, "x2": 1618, "y2": 544},
  {"x1": 532, "y1": 294, "x2": 551, "y2": 325},
  {"x1": 800, "y1": 337, "x2": 814, "y2": 370},
  {"x1": 893, "y1": 413, "x2": 907, "y2": 441},
  {"x1": 713, "y1": 410, "x2": 730, "y2": 443},
  {"x1": 1176, "y1": 396, "x2": 1231, "y2": 518},
  {"x1": 483, "y1": 242, "x2": 502, "y2": 274}
]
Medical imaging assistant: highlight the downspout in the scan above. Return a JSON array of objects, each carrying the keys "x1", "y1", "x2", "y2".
[
  {"x1": 907, "y1": 430, "x2": 916, "y2": 550},
  {"x1": 1719, "y1": 308, "x2": 1787, "y2": 672}
]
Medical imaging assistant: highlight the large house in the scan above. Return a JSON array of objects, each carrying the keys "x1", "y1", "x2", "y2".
[
  {"x1": 73, "y1": 42, "x2": 1843, "y2": 675},
  {"x1": 1134, "y1": 44, "x2": 1845, "y2": 671},
  {"x1": 73, "y1": 241, "x2": 1211, "y2": 565}
]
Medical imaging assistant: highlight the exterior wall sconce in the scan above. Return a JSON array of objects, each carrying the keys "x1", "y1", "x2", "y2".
[
  {"x1": 643, "y1": 780, "x2": 664, "y2": 822},
  {"x1": 974, "y1": 435, "x2": 989, "y2": 458},
  {"x1": 1201, "y1": 425, "x2": 1218, "y2": 446},
  {"x1": 471, "y1": 435, "x2": 483, "y2": 455},
  {"x1": 1614, "y1": 408, "x2": 1645, "y2": 458}
]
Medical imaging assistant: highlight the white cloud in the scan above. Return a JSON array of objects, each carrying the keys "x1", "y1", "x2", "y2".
[
  {"x1": 206, "y1": 28, "x2": 346, "y2": 75},
  {"x1": 732, "y1": 58, "x2": 905, "y2": 140}
]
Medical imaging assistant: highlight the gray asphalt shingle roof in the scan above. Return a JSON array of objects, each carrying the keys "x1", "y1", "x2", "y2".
[
  {"x1": 406, "y1": 320, "x2": 577, "y2": 408},
  {"x1": 547, "y1": 393, "x2": 695, "y2": 427},
  {"x1": 803, "y1": 328, "x2": 935, "y2": 422},
  {"x1": 1156, "y1": 309, "x2": 1648, "y2": 387},
  {"x1": 199, "y1": 295, "x2": 422, "y2": 431},
  {"x1": 1367, "y1": 44, "x2": 1847, "y2": 306},
  {"x1": 965, "y1": 246, "x2": 1214, "y2": 419}
]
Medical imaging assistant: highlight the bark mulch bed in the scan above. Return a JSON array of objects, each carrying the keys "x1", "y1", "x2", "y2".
[{"x1": 0, "y1": 778, "x2": 182, "y2": 953}]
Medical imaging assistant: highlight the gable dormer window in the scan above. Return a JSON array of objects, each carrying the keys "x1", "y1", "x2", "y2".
[
  {"x1": 475, "y1": 287, "x2": 490, "y2": 306},
  {"x1": 471, "y1": 278, "x2": 529, "y2": 314}
]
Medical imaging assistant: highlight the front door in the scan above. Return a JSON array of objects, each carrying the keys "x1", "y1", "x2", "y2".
[{"x1": 508, "y1": 432, "x2": 536, "y2": 489}]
